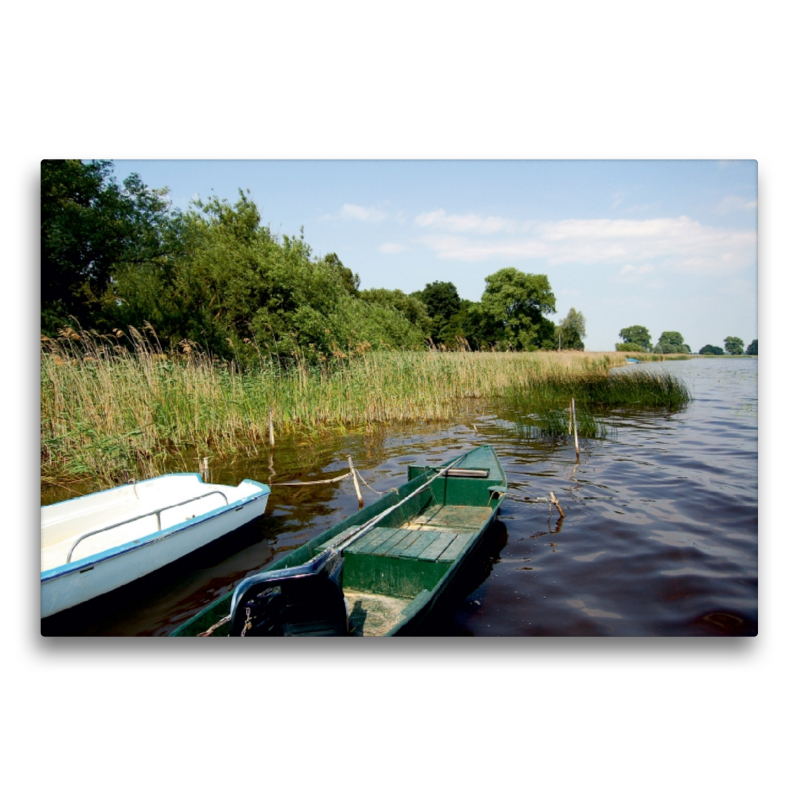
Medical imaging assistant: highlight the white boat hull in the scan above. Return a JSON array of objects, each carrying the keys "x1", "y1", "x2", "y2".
[{"x1": 41, "y1": 475, "x2": 270, "y2": 618}]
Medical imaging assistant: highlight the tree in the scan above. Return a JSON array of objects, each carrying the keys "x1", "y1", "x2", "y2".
[
  {"x1": 746, "y1": 339, "x2": 758, "y2": 355},
  {"x1": 653, "y1": 331, "x2": 690, "y2": 354},
  {"x1": 724, "y1": 336, "x2": 745, "y2": 355},
  {"x1": 618, "y1": 325, "x2": 652, "y2": 351},
  {"x1": 556, "y1": 308, "x2": 586, "y2": 350},
  {"x1": 41, "y1": 159, "x2": 177, "y2": 334},
  {"x1": 699, "y1": 344, "x2": 724, "y2": 355},
  {"x1": 360, "y1": 288, "x2": 432, "y2": 334},
  {"x1": 480, "y1": 268, "x2": 556, "y2": 350},
  {"x1": 412, "y1": 281, "x2": 461, "y2": 343},
  {"x1": 321, "y1": 252, "x2": 360, "y2": 296}
]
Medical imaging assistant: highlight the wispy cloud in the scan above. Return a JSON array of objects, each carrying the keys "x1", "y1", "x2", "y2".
[
  {"x1": 617, "y1": 263, "x2": 655, "y2": 282},
  {"x1": 715, "y1": 195, "x2": 757, "y2": 214},
  {"x1": 324, "y1": 203, "x2": 388, "y2": 222},
  {"x1": 413, "y1": 213, "x2": 756, "y2": 275},
  {"x1": 379, "y1": 242, "x2": 410, "y2": 254},
  {"x1": 415, "y1": 209, "x2": 528, "y2": 235}
]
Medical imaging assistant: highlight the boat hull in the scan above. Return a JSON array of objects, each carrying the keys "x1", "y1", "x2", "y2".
[{"x1": 41, "y1": 477, "x2": 270, "y2": 619}]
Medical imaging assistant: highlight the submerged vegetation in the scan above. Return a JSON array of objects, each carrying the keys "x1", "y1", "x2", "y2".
[{"x1": 41, "y1": 327, "x2": 691, "y2": 485}]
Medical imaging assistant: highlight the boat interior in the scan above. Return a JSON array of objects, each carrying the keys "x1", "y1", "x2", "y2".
[{"x1": 336, "y1": 503, "x2": 495, "y2": 635}]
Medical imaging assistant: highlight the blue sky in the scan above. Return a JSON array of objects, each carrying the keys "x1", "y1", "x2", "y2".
[{"x1": 115, "y1": 159, "x2": 757, "y2": 352}]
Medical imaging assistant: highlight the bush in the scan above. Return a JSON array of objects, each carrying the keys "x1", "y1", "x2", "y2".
[{"x1": 616, "y1": 342, "x2": 646, "y2": 352}]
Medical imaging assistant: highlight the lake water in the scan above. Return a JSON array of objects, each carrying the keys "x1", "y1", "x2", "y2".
[{"x1": 42, "y1": 357, "x2": 758, "y2": 636}]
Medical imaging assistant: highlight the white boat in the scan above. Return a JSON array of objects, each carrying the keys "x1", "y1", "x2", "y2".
[{"x1": 41, "y1": 474, "x2": 271, "y2": 618}]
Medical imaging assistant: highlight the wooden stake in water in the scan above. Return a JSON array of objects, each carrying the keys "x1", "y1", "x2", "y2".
[
  {"x1": 268, "y1": 407, "x2": 275, "y2": 448},
  {"x1": 202, "y1": 457, "x2": 209, "y2": 482},
  {"x1": 348, "y1": 455, "x2": 364, "y2": 508},
  {"x1": 549, "y1": 491, "x2": 565, "y2": 518},
  {"x1": 572, "y1": 397, "x2": 580, "y2": 460}
]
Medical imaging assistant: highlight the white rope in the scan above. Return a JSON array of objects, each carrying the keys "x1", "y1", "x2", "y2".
[
  {"x1": 270, "y1": 472, "x2": 351, "y2": 486},
  {"x1": 353, "y1": 466, "x2": 391, "y2": 496}
]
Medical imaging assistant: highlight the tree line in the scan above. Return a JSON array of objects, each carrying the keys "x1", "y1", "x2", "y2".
[
  {"x1": 41, "y1": 160, "x2": 588, "y2": 363},
  {"x1": 617, "y1": 325, "x2": 757, "y2": 356}
]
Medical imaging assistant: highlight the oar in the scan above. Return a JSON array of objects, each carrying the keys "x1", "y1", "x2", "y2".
[{"x1": 330, "y1": 452, "x2": 470, "y2": 554}]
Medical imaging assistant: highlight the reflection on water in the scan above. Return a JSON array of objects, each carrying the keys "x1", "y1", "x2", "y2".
[{"x1": 42, "y1": 358, "x2": 757, "y2": 637}]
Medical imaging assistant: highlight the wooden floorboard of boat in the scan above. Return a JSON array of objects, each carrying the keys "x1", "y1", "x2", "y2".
[
  {"x1": 406, "y1": 505, "x2": 493, "y2": 530},
  {"x1": 344, "y1": 591, "x2": 410, "y2": 636}
]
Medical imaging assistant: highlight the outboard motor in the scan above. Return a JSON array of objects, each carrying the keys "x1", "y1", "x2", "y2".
[{"x1": 229, "y1": 548, "x2": 347, "y2": 636}]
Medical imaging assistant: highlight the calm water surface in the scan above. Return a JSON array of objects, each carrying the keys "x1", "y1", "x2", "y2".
[{"x1": 42, "y1": 357, "x2": 757, "y2": 636}]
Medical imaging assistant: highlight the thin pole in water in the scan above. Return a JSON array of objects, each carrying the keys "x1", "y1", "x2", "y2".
[
  {"x1": 348, "y1": 455, "x2": 364, "y2": 508},
  {"x1": 268, "y1": 407, "x2": 275, "y2": 448},
  {"x1": 572, "y1": 398, "x2": 580, "y2": 460}
]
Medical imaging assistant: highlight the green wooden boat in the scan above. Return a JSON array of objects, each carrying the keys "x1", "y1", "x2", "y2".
[{"x1": 170, "y1": 445, "x2": 506, "y2": 637}]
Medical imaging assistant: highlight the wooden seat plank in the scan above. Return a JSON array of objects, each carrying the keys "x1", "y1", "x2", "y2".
[
  {"x1": 346, "y1": 527, "x2": 399, "y2": 555},
  {"x1": 385, "y1": 529, "x2": 425, "y2": 557},
  {"x1": 396, "y1": 530, "x2": 442, "y2": 559},
  {"x1": 369, "y1": 528, "x2": 417, "y2": 556},
  {"x1": 418, "y1": 532, "x2": 458, "y2": 562},
  {"x1": 437, "y1": 533, "x2": 473, "y2": 563}
]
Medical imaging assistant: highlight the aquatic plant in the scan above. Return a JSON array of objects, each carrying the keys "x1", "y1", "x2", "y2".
[{"x1": 502, "y1": 364, "x2": 691, "y2": 441}]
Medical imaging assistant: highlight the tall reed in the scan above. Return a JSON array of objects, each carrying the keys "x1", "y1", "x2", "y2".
[{"x1": 42, "y1": 326, "x2": 682, "y2": 484}]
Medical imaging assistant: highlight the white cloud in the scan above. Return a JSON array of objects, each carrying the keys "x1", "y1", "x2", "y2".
[
  {"x1": 379, "y1": 242, "x2": 410, "y2": 254},
  {"x1": 715, "y1": 195, "x2": 758, "y2": 214},
  {"x1": 415, "y1": 234, "x2": 549, "y2": 261},
  {"x1": 324, "y1": 203, "x2": 388, "y2": 222},
  {"x1": 414, "y1": 213, "x2": 756, "y2": 275},
  {"x1": 414, "y1": 209, "x2": 526, "y2": 235}
]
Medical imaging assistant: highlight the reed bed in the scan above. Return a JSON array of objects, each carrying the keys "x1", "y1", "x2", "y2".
[
  {"x1": 41, "y1": 326, "x2": 678, "y2": 484},
  {"x1": 503, "y1": 364, "x2": 692, "y2": 438}
]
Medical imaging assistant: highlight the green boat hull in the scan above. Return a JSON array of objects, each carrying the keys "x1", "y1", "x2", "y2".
[{"x1": 170, "y1": 445, "x2": 507, "y2": 637}]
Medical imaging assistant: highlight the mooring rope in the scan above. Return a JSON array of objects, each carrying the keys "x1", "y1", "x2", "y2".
[
  {"x1": 269, "y1": 473, "x2": 351, "y2": 487},
  {"x1": 268, "y1": 460, "x2": 391, "y2": 495},
  {"x1": 353, "y1": 466, "x2": 391, "y2": 496}
]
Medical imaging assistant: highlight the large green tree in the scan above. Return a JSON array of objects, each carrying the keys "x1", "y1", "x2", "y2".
[
  {"x1": 746, "y1": 339, "x2": 758, "y2": 355},
  {"x1": 618, "y1": 325, "x2": 652, "y2": 351},
  {"x1": 480, "y1": 268, "x2": 557, "y2": 350},
  {"x1": 700, "y1": 344, "x2": 724, "y2": 355},
  {"x1": 41, "y1": 160, "x2": 178, "y2": 334},
  {"x1": 725, "y1": 336, "x2": 745, "y2": 355}
]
